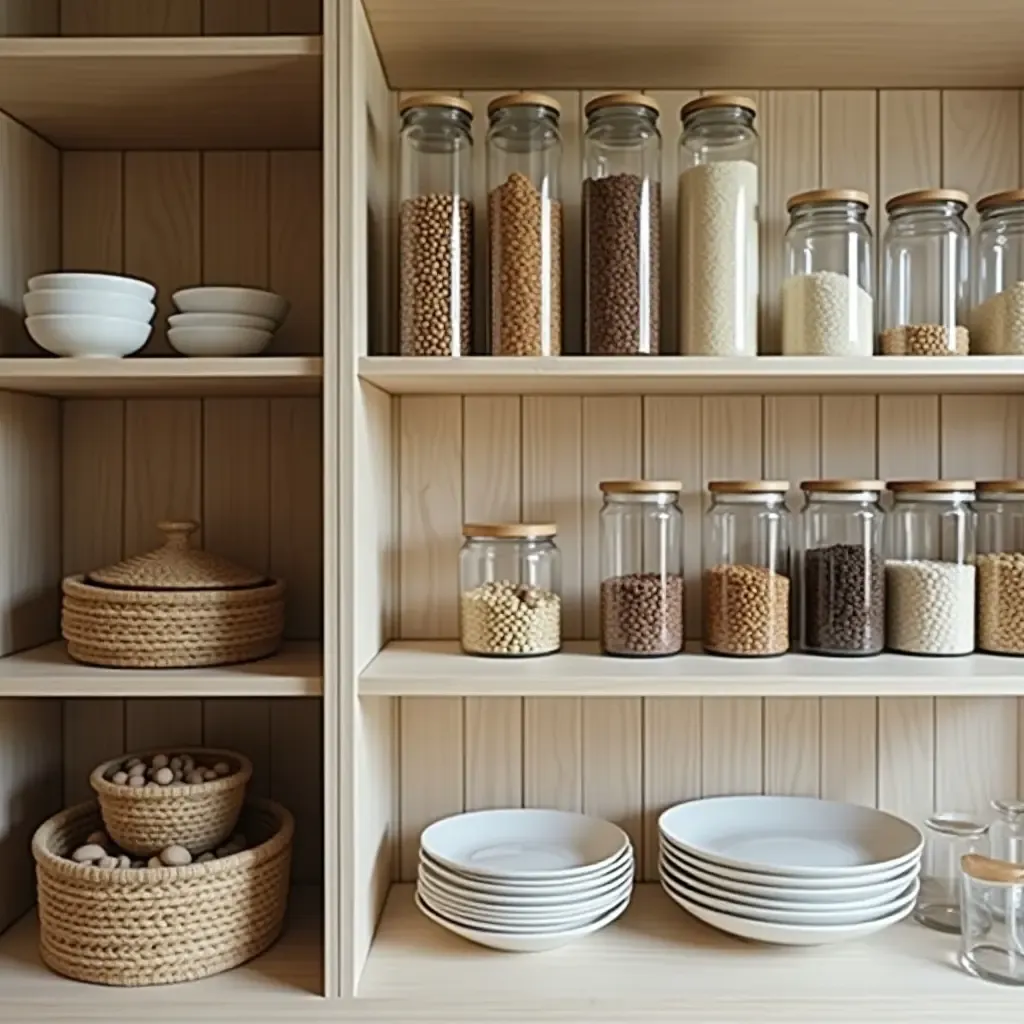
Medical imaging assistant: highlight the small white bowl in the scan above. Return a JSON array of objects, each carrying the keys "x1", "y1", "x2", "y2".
[
  {"x1": 168, "y1": 325, "x2": 272, "y2": 357},
  {"x1": 28, "y1": 272, "x2": 156, "y2": 302},
  {"x1": 172, "y1": 286, "x2": 289, "y2": 323},
  {"x1": 24, "y1": 289, "x2": 155, "y2": 322},
  {"x1": 26, "y1": 314, "x2": 152, "y2": 358},
  {"x1": 168, "y1": 311, "x2": 277, "y2": 332}
]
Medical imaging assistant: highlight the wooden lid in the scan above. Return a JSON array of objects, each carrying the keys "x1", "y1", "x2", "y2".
[
  {"x1": 787, "y1": 189, "x2": 869, "y2": 212},
  {"x1": 488, "y1": 92, "x2": 561, "y2": 117},
  {"x1": 462, "y1": 523, "x2": 557, "y2": 539},
  {"x1": 977, "y1": 189, "x2": 1024, "y2": 212},
  {"x1": 801, "y1": 479, "x2": 884, "y2": 492},
  {"x1": 977, "y1": 480, "x2": 1024, "y2": 493},
  {"x1": 888, "y1": 480, "x2": 975, "y2": 493},
  {"x1": 398, "y1": 93, "x2": 472, "y2": 117},
  {"x1": 585, "y1": 92, "x2": 659, "y2": 117},
  {"x1": 961, "y1": 854, "x2": 1024, "y2": 885},
  {"x1": 885, "y1": 188, "x2": 969, "y2": 212},
  {"x1": 600, "y1": 480, "x2": 681, "y2": 494},
  {"x1": 708, "y1": 480, "x2": 788, "y2": 493},
  {"x1": 680, "y1": 94, "x2": 757, "y2": 120}
]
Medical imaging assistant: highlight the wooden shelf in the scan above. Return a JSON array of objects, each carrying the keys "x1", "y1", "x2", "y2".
[{"x1": 0, "y1": 36, "x2": 321, "y2": 150}]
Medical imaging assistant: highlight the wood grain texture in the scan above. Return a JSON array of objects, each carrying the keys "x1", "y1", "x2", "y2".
[
  {"x1": 553, "y1": 90, "x2": 583, "y2": 355},
  {"x1": 61, "y1": 0, "x2": 201, "y2": 34},
  {"x1": 203, "y1": 151, "x2": 270, "y2": 288},
  {"x1": 125, "y1": 699, "x2": 203, "y2": 749},
  {"x1": 62, "y1": 699, "x2": 124, "y2": 804},
  {"x1": 0, "y1": 0, "x2": 58, "y2": 34},
  {"x1": 269, "y1": 0, "x2": 321, "y2": 34},
  {"x1": 62, "y1": 152, "x2": 123, "y2": 273},
  {"x1": 523, "y1": 697, "x2": 582, "y2": 813},
  {"x1": 879, "y1": 91, "x2": 941, "y2": 202},
  {"x1": 203, "y1": 0, "x2": 269, "y2": 34}
]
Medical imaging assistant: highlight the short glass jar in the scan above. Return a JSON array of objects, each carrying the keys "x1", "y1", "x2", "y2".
[
  {"x1": 599, "y1": 480, "x2": 684, "y2": 657},
  {"x1": 583, "y1": 93, "x2": 661, "y2": 356},
  {"x1": 959, "y1": 854, "x2": 1024, "y2": 986},
  {"x1": 703, "y1": 481, "x2": 791, "y2": 657},
  {"x1": 459, "y1": 523, "x2": 561, "y2": 657},
  {"x1": 487, "y1": 92, "x2": 563, "y2": 357},
  {"x1": 881, "y1": 189, "x2": 971, "y2": 356},
  {"x1": 885, "y1": 481, "x2": 977, "y2": 656},
  {"x1": 678, "y1": 95, "x2": 759, "y2": 357},
  {"x1": 398, "y1": 94, "x2": 474, "y2": 357},
  {"x1": 782, "y1": 190, "x2": 874, "y2": 357},
  {"x1": 976, "y1": 481, "x2": 1024, "y2": 655},
  {"x1": 915, "y1": 813, "x2": 989, "y2": 933},
  {"x1": 973, "y1": 191, "x2": 1024, "y2": 354},
  {"x1": 798, "y1": 480, "x2": 885, "y2": 657}
]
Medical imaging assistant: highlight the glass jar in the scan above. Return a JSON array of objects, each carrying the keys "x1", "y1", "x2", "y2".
[
  {"x1": 959, "y1": 854, "x2": 1024, "y2": 986},
  {"x1": 599, "y1": 480, "x2": 684, "y2": 657},
  {"x1": 703, "y1": 481, "x2": 791, "y2": 657},
  {"x1": 798, "y1": 480, "x2": 885, "y2": 656},
  {"x1": 973, "y1": 191, "x2": 1024, "y2": 353},
  {"x1": 398, "y1": 94, "x2": 474, "y2": 357},
  {"x1": 583, "y1": 93, "x2": 661, "y2": 356},
  {"x1": 487, "y1": 92, "x2": 562, "y2": 357},
  {"x1": 915, "y1": 813, "x2": 989, "y2": 933},
  {"x1": 782, "y1": 190, "x2": 874, "y2": 357},
  {"x1": 881, "y1": 189, "x2": 971, "y2": 356},
  {"x1": 886, "y1": 481, "x2": 976, "y2": 656},
  {"x1": 459, "y1": 523, "x2": 561, "y2": 657},
  {"x1": 976, "y1": 481, "x2": 1024, "y2": 654},
  {"x1": 677, "y1": 95, "x2": 759, "y2": 357},
  {"x1": 990, "y1": 800, "x2": 1024, "y2": 864}
]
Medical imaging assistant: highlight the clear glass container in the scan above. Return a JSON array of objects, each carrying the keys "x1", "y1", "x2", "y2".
[
  {"x1": 886, "y1": 481, "x2": 977, "y2": 656},
  {"x1": 677, "y1": 95, "x2": 759, "y2": 357},
  {"x1": 974, "y1": 191, "x2": 1024, "y2": 354},
  {"x1": 915, "y1": 813, "x2": 989, "y2": 933},
  {"x1": 599, "y1": 480, "x2": 684, "y2": 657},
  {"x1": 398, "y1": 94, "x2": 474, "y2": 357},
  {"x1": 798, "y1": 480, "x2": 885, "y2": 656},
  {"x1": 782, "y1": 189, "x2": 874, "y2": 356},
  {"x1": 703, "y1": 481, "x2": 791, "y2": 657},
  {"x1": 487, "y1": 92, "x2": 563, "y2": 357},
  {"x1": 959, "y1": 854, "x2": 1024, "y2": 985},
  {"x1": 459, "y1": 523, "x2": 561, "y2": 657},
  {"x1": 990, "y1": 800, "x2": 1024, "y2": 863},
  {"x1": 976, "y1": 481, "x2": 1024, "y2": 654},
  {"x1": 583, "y1": 93, "x2": 661, "y2": 356},
  {"x1": 881, "y1": 189, "x2": 971, "y2": 356}
]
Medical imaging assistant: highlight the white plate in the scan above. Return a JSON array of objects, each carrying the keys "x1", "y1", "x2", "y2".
[
  {"x1": 659, "y1": 796, "x2": 922, "y2": 878},
  {"x1": 26, "y1": 314, "x2": 151, "y2": 358},
  {"x1": 173, "y1": 286, "x2": 289, "y2": 322},
  {"x1": 28, "y1": 271, "x2": 156, "y2": 302},
  {"x1": 421, "y1": 809, "x2": 631, "y2": 880},
  {"x1": 168, "y1": 325, "x2": 272, "y2": 357},
  {"x1": 24, "y1": 289, "x2": 155, "y2": 322}
]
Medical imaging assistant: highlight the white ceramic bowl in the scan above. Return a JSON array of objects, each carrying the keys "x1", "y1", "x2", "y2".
[
  {"x1": 28, "y1": 272, "x2": 156, "y2": 302},
  {"x1": 172, "y1": 286, "x2": 289, "y2": 322},
  {"x1": 26, "y1": 314, "x2": 151, "y2": 358},
  {"x1": 24, "y1": 289, "x2": 155, "y2": 322},
  {"x1": 168, "y1": 311, "x2": 277, "y2": 332},
  {"x1": 168, "y1": 326, "x2": 272, "y2": 357}
]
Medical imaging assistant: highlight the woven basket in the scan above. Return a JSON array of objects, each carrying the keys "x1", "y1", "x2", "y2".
[
  {"x1": 91, "y1": 748, "x2": 252, "y2": 856},
  {"x1": 34, "y1": 799, "x2": 293, "y2": 987}
]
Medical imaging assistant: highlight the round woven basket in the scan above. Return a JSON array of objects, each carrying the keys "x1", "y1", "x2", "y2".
[
  {"x1": 34, "y1": 798, "x2": 293, "y2": 987},
  {"x1": 91, "y1": 748, "x2": 252, "y2": 856}
]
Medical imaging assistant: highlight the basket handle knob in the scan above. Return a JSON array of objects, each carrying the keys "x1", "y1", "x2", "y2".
[{"x1": 157, "y1": 520, "x2": 199, "y2": 549}]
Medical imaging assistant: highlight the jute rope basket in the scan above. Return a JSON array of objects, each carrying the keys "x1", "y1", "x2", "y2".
[
  {"x1": 91, "y1": 748, "x2": 252, "y2": 856},
  {"x1": 34, "y1": 799, "x2": 293, "y2": 987}
]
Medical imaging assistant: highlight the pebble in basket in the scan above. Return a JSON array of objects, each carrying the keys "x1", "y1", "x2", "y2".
[{"x1": 61, "y1": 519, "x2": 285, "y2": 669}]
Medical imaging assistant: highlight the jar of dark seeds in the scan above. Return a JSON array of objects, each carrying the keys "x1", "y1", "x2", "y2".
[
  {"x1": 599, "y1": 481, "x2": 684, "y2": 657},
  {"x1": 798, "y1": 480, "x2": 886, "y2": 657}
]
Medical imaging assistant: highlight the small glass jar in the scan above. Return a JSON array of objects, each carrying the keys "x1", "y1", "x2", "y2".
[
  {"x1": 459, "y1": 523, "x2": 561, "y2": 657},
  {"x1": 990, "y1": 800, "x2": 1024, "y2": 863},
  {"x1": 703, "y1": 481, "x2": 791, "y2": 657},
  {"x1": 798, "y1": 480, "x2": 885, "y2": 656},
  {"x1": 915, "y1": 813, "x2": 989, "y2": 933},
  {"x1": 976, "y1": 481, "x2": 1024, "y2": 654},
  {"x1": 583, "y1": 93, "x2": 662, "y2": 356},
  {"x1": 959, "y1": 854, "x2": 1024, "y2": 986},
  {"x1": 886, "y1": 481, "x2": 977, "y2": 656},
  {"x1": 599, "y1": 480, "x2": 684, "y2": 657},
  {"x1": 678, "y1": 95, "x2": 759, "y2": 357},
  {"x1": 782, "y1": 190, "x2": 874, "y2": 357},
  {"x1": 398, "y1": 94, "x2": 474, "y2": 357},
  {"x1": 881, "y1": 189, "x2": 971, "y2": 356},
  {"x1": 974, "y1": 191, "x2": 1024, "y2": 353},
  {"x1": 487, "y1": 92, "x2": 563, "y2": 357}
]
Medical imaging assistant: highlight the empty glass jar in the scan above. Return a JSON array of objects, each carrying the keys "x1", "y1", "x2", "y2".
[
  {"x1": 915, "y1": 813, "x2": 989, "y2": 933},
  {"x1": 976, "y1": 481, "x2": 1024, "y2": 655},
  {"x1": 973, "y1": 191, "x2": 1024, "y2": 353},
  {"x1": 991, "y1": 800, "x2": 1024, "y2": 863},
  {"x1": 960, "y1": 854, "x2": 1024, "y2": 985}
]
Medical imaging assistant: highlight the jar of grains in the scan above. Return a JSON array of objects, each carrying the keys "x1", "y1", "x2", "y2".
[
  {"x1": 398, "y1": 94, "x2": 474, "y2": 357},
  {"x1": 583, "y1": 93, "x2": 661, "y2": 355},
  {"x1": 703, "y1": 481, "x2": 791, "y2": 657},
  {"x1": 677, "y1": 95, "x2": 759, "y2": 357},
  {"x1": 487, "y1": 93, "x2": 563, "y2": 356},
  {"x1": 972, "y1": 191, "x2": 1024, "y2": 354},
  {"x1": 975, "y1": 480, "x2": 1024, "y2": 654},
  {"x1": 798, "y1": 480, "x2": 886, "y2": 656},
  {"x1": 881, "y1": 190, "x2": 971, "y2": 356},
  {"x1": 886, "y1": 481, "x2": 976, "y2": 656},
  {"x1": 599, "y1": 481, "x2": 684, "y2": 657},
  {"x1": 782, "y1": 190, "x2": 874, "y2": 356},
  {"x1": 459, "y1": 523, "x2": 561, "y2": 657}
]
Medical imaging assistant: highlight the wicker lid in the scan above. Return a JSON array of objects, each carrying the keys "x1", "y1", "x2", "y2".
[
  {"x1": 787, "y1": 189, "x2": 870, "y2": 212},
  {"x1": 463, "y1": 522, "x2": 557, "y2": 538},
  {"x1": 801, "y1": 479, "x2": 884, "y2": 492},
  {"x1": 86, "y1": 521, "x2": 267, "y2": 590},
  {"x1": 398, "y1": 93, "x2": 473, "y2": 117},
  {"x1": 600, "y1": 480, "x2": 682, "y2": 493},
  {"x1": 885, "y1": 189, "x2": 969, "y2": 213},
  {"x1": 680, "y1": 95, "x2": 757, "y2": 120}
]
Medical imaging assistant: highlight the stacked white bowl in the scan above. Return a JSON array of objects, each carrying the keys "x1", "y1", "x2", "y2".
[
  {"x1": 24, "y1": 272, "x2": 157, "y2": 357},
  {"x1": 169, "y1": 287, "x2": 289, "y2": 356},
  {"x1": 417, "y1": 808, "x2": 634, "y2": 952},
  {"x1": 659, "y1": 795, "x2": 923, "y2": 946}
]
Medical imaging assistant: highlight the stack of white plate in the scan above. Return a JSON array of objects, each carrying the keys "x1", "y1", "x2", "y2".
[
  {"x1": 169, "y1": 286, "x2": 289, "y2": 356},
  {"x1": 659, "y1": 796, "x2": 923, "y2": 946},
  {"x1": 416, "y1": 808, "x2": 634, "y2": 952}
]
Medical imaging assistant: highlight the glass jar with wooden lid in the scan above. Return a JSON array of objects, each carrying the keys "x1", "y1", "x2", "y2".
[
  {"x1": 975, "y1": 480, "x2": 1024, "y2": 654},
  {"x1": 973, "y1": 190, "x2": 1024, "y2": 353}
]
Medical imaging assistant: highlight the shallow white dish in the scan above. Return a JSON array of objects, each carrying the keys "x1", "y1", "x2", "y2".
[
  {"x1": 26, "y1": 314, "x2": 151, "y2": 358},
  {"x1": 173, "y1": 285, "x2": 289, "y2": 322},
  {"x1": 24, "y1": 289, "x2": 155, "y2": 322},
  {"x1": 168, "y1": 325, "x2": 272, "y2": 357},
  {"x1": 168, "y1": 311, "x2": 277, "y2": 331},
  {"x1": 28, "y1": 272, "x2": 156, "y2": 302}
]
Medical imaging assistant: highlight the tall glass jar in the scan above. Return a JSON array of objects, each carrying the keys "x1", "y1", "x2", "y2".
[
  {"x1": 398, "y1": 94, "x2": 474, "y2": 357},
  {"x1": 973, "y1": 191, "x2": 1024, "y2": 354},
  {"x1": 583, "y1": 93, "x2": 661, "y2": 355},
  {"x1": 799, "y1": 480, "x2": 885, "y2": 657},
  {"x1": 975, "y1": 480, "x2": 1024, "y2": 654},
  {"x1": 886, "y1": 481, "x2": 976, "y2": 656},
  {"x1": 782, "y1": 190, "x2": 874, "y2": 356},
  {"x1": 459, "y1": 524, "x2": 561, "y2": 657},
  {"x1": 599, "y1": 481, "x2": 684, "y2": 657},
  {"x1": 487, "y1": 93, "x2": 562, "y2": 356},
  {"x1": 990, "y1": 799, "x2": 1024, "y2": 864},
  {"x1": 881, "y1": 190, "x2": 971, "y2": 356},
  {"x1": 703, "y1": 481, "x2": 791, "y2": 657},
  {"x1": 678, "y1": 95, "x2": 759, "y2": 357}
]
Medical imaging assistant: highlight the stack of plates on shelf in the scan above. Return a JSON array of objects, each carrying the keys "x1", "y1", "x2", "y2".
[
  {"x1": 659, "y1": 795, "x2": 923, "y2": 946},
  {"x1": 416, "y1": 808, "x2": 634, "y2": 952},
  {"x1": 169, "y1": 286, "x2": 290, "y2": 356}
]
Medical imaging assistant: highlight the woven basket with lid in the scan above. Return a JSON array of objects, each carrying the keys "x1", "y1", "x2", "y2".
[{"x1": 61, "y1": 520, "x2": 285, "y2": 669}]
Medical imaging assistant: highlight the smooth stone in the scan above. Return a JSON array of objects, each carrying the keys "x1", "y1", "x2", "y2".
[
  {"x1": 160, "y1": 845, "x2": 192, "y2": 867},
  {"x1": 71, "y1": 844, "x2": 106, "y2": 863}
]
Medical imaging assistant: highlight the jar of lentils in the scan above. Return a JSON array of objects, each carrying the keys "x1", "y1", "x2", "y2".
[
  {"x1": 798, "y1": 480, "x2": 885, "y2": 657},
  {"x1": 975, "y1": 480, "x2": 1024, "y2": 655},
  {"x1": 881, "y1": 190, "x2": 971, "y2": 356},
  {"x1": 398, "y1": 94, "x2": 474, "y2": 357},
  {"x1": 886, "y1": 481, "x2": 976, "y2": 656},
  {"x1": 703, "y1": 481, "x2": 791, "y2": 657},
  {"x1": 972, "y1": 191, "x2": 1024, "y2": 354},
  {"x1": 487, "y1": 93, "x2": 563, "y2": 356},
  {"x1": 782, "y1": 190, "x2": 874, "y2": 356},
  {"x1": 599, "y1": 481, "x2": 684, "y2": 657},
  {"x1": 459, "y1": 523, "x2": 561, "y2": 657},
  {"x1": 583, "y1": 93, "x2": 661, "y2": 355}
]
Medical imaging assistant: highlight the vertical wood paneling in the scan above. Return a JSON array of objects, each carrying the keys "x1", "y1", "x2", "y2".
[
  {"x1": 62, "y1": 152, "x2": 123, "y2": 273},
  {"x1": 271, "y1": 698, "x2": 323, "y2": 883},
  {"x1": 202, "y1": 152, "x2": 270, "y2": 288},
  {"x1": 551, "y1": 90, "x2": 583, "y2": 355},
  {"x1": 63, "y1": 700, "x2": 124, "y2": 804},
  {"x1": 203, "y1": 0, "x2": 269, "y2": 33},
  {"x1": 268, "y1": 0, "x2": 320, "y2": 34},
  {"x1": 523, "y1": 698, "x2": 582, "y2": 812},
  {"x1": 203, "y1": 700, "x2": 272, "y2": 797},
  {"x1": 879, "y1": 91, "x2": 941, "y2": 200},
  {"x1": 0, "y1": 0, "x2": 58, "y2": 34},
  {"x1": 125, "y1": 700, "x2": 203, "y2": 750},
  {"x1": 61, "y1": 0, "x2": 201, "y2": 34}
]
